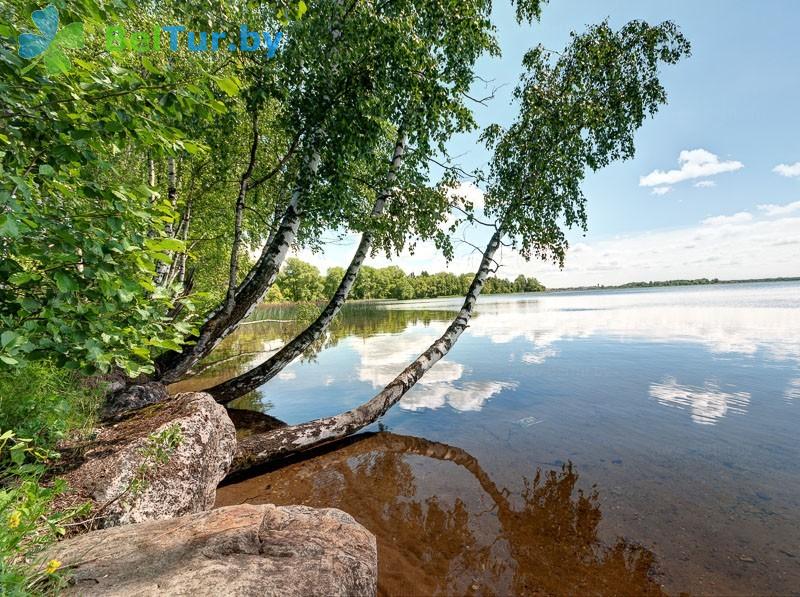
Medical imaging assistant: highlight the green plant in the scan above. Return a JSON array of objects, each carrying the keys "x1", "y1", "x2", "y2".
[
  {"x1": 0, "y1": 362, "x2": 100, "y2": 595},
  {"x1": 0, "y1": 362, "x2": 101, "y2": 451},
  {"x1": 0, "y1": 431, "x2": 89, "y2": 596},
  {"x1": 128, "y1": 424, "x2": 184, "y2": 497}
]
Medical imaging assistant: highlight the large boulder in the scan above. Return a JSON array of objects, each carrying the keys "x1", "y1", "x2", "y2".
[
  {"x1": 51, "y1": 503, "x2": 378, "y2": 596},
  {"x1": 57, "y1": 392, "x2": 235, "y2": 527}
]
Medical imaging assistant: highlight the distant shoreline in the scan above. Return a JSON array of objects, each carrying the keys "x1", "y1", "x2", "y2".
[{"x1": 547, "y1": 276, "x2": 800, "y2": 293}]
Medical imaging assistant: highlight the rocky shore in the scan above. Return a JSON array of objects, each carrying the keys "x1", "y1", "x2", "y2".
[{"x1": 48, "y1": 391, "x2": 378, "y2": 596}]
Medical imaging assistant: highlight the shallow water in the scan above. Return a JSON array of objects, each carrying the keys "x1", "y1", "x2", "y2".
[{"x1": 202, "y1": 282, "x2": 800, "y2": 595}]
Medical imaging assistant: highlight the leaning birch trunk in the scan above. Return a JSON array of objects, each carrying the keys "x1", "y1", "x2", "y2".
[
  {"x1": 229, "y1": 228, "x2": 503, "y2": 474},
  {"x1": 156, "y1": 149, "x2": 321, "y2": 384},
  {"x1": 208, "y1": 132, "x2": 408, "y2": 404}
]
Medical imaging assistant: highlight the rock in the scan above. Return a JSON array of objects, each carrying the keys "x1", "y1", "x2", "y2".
[
  {"x1": 51, "y1": 503, "x2": 378, "y2": 597},
  {"x1": 104, "y1": 381, "x2": 170, "y2": 417},
  {"x1": 226, "y1": 407, "x2": 287, "y2": 438},
  {"x1": 57, "y1": 392, "x2": 235, "y2": 528}
]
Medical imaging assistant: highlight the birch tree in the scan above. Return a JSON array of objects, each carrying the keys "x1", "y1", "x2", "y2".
[
  {"x1": 154, "y1": 0, "x2": 503, "y2": 383},
  {"x1": 230, "y1": 19, "x2": 691, "y2": 470}
]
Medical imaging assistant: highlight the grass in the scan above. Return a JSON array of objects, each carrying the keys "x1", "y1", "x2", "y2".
[{"x1": 0, "y1": 362, "x2": 102, "y2": 595}]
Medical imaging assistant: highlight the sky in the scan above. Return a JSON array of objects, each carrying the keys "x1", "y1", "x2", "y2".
[{"x1": 299, "y1": 0, "x2": 800, "y2": 288}]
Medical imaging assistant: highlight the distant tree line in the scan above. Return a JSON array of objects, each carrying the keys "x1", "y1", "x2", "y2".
[
  {"x1": 267, "y1": 258, "x2": 545, "y2": 303},
  {"x1": 556, "y1": 277, "x2": 800, "y2": 292}
]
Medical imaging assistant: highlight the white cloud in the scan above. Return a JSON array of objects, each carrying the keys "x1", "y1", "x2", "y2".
[
  {"x1": 343, "y1": 325, "x2": 513, "y2": 413},
  {"x1": 499, "y1": 212, "x2": 800, "y2": 287},
  {"x1": 651, "y1": 186, "x2": 672, "y2": 196},
  {"x1": 521, "y1": 347, "x2": 559, "y2": 364},
  {"x1": 694, "y1": 180, "x2": 716, "y2": 188},
  {"x1": 773, "y1": 162, "x2": 800, "y2": 178},
  {"x1": 785, "y1": 378, "x2": 800, "y2": 402},
  {"x1": 701, "y1": 211, "x2": 752, "y2": 226},
  {"x1": 400, "y1": 380, "x2": 515, "y2": 412},
  {"x1": 464, "y1": 283, "x2": 800, "y2": 365},
  {"x1": 640, "y1": 149, "x2": 743, "y2": 187},
  {"x1": 299, "y1": 201, "x2": 800, "y2": 291},
  {"x1": 757, "y1": 200, "x2": 800, "y2": 216},
  {"x1": 649, "y1": 377, "x2": 750, "y2": 425},
  {"x1": 446, "y1": 181, "x2": 485, "y2": 210}
]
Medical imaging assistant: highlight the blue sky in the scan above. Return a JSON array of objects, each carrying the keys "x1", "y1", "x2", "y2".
[{"x1": 300, "y1": 0, "x2": 800, "y2": 287}]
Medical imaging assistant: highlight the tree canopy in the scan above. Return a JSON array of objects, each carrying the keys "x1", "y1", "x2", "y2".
[{"x1": 1, "y1": 0, "x2": 689, "y2": 418}]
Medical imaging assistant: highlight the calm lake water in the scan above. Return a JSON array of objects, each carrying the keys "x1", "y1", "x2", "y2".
[{"x1": 181, "y1": 282, "x2": 800, "y2": 595}]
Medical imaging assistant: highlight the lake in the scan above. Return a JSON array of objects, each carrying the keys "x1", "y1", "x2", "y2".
[{"x1": 177, "y1": 282, "x2": 800, "y2": 595}]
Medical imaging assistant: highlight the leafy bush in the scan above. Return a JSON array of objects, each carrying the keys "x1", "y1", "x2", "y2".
[
  {"x1": 0, "y1": 362, "x2": 101, "y2": 450},
  {"x1": 0, "y1": 437, "x2": 84, "y2": 596},
  {"x1": 0, "y1": 363, "x2": 100, "y2": 595}
]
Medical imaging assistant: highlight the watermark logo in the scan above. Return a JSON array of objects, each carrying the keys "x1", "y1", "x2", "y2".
[
  {"x1": 105, "y1": 25, "x2": 284, "y2": 59},
  {"x1": 16, "y1": 4, "x2": 298, "y2": 76},
  {"x1": 18, "y1": 4, "x2": 84, "y2": 74}
]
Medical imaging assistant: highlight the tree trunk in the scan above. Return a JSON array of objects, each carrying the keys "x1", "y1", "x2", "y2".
[
  {"x1": 155, "y1": 157, "x2": 178, "y2": 286},
  {"x1": 228, "y1": 228, "x2": 502, "y2": 474},
  {"x1": 174, "y1": 197, "x2": 192, "y2": 285},
  {"x1": 208, "y1": 132, "x2": 408, "y2": 403},
  {"x1": 155, "y1": 149, "x2": 321, "y2": 384},
  {"x1": 225, "y1": 113, "x2": 259, "y2": 315}
]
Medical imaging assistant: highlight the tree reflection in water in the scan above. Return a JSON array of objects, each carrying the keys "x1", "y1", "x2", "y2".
[
  {"x1": 171, "y1": 304, "x2": 461, "y2": 393},
  {"x1": 216, "y1": 432, "x2": 664, "y2": 596}
]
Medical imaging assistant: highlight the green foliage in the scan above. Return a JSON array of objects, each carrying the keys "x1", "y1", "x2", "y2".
[
  {"x1": 0, "y1": 462, "x2": 81, "y2": 596},
  {"x1": 0, "y1": 362, "x2": 101, "y2": 450},
  {"x1": 128, "y1": 423, "x2": 183, "y2": 497},
  {"x1": 274, "y1": 258, "x2": 324, "y2": 303},
  {"x1": 0, "y1": 362, "x2": 100, "y2": 595},
  {"x1": 266, "y1": 258, "x2": 545, "y2": 303},
  {"x1": 483, "y1": 21, "x2": 691, "y2": 264},
  {"x1": 0, "y1": 2, "x2": 219, "y2": 376}
]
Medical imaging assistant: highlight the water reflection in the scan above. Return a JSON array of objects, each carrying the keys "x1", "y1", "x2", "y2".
[
  {"x1": 649, "y1": 376, "x2": 751, "y2": 425},
  {"x1": 400, "y1": 380, "x2": 516, "y2": 412},
  {"x1": 205, "y1": 284, "x2": 800, "y2": 595},
  {"x1": 216, "y1": 432, "x2": 664, "y2": 596},
  {"x1": 169, "y1": 303, "x2": 460, "y2": 393},
  {"x1": 464, "y1": 285, "x2": 800, "y2": 366},
  {"x1": 785, "y1": 378, "x2": 800, "y2": 402}
]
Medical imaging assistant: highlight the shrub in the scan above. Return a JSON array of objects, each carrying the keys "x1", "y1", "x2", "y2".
[{"x1": 0, "y1": 362, "x2": 100, "y2": 595}]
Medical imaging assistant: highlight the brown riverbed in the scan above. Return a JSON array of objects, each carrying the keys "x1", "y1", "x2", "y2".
[{"x1": 217, "y1": 432, "x2": 669, "y2": 596}]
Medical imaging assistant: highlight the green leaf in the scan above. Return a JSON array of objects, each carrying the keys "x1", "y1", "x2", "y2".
[
  {"x1": 38, "y1": 164, "x2": 56, "y2": 176},
  {"x1": 43, "y1": 47, "x2": 71, "y2": 75},
  {"x1": 55, "y1": 22, "x2": 85, "y2": 49},
  {"x1": 296, "y1": 0, "x2": 308, "y2": 20},
  {"x1": 0, "y1": 355, "x2": 19, "y2": 366},
  {"x1": 182, "y1": 141, "x2": 204, "y2": 155},
  {"x1": 145, "y1": 238, "x2": 185, "y2": 252},
  {"x1": 1, "y1": 331, "x2": 18, "y2": 348},
  {"x1": 0, "y1": 214, "x2": 20, "y2": 238},
  {"x1": 208, "y1": 99, "x2": 227, "y2": 114},
  {"x1": 8, "y1": 272, "x2": 34, "y2": 286},
  {"x1": 215, "y1": 77, "x2": 240, "y2": 97},
  {"x1": 54, "y1": 271, "x2": 79, "y2": 293},
  {"x1": 149, "y1": 338, "x2": 182, "y2": 351},
  {"x1": 9, "y1": 444, "x2": 26, "y2": 465}
]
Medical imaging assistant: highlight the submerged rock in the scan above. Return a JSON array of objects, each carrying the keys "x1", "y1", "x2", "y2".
[
  {"x1": 51, "y1": 503, "x2": 378, "y2": 596},
  {"x1": 58, "y1": 392, "x2": 235, "y2": 527}
]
